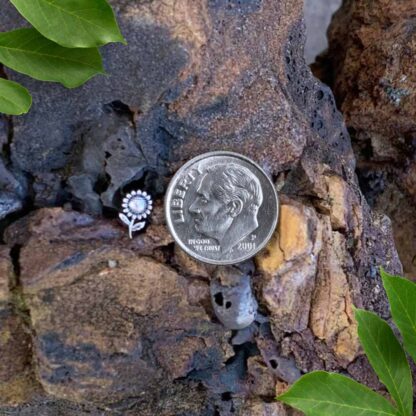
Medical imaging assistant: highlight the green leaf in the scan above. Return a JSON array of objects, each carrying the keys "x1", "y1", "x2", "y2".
[
  {"x1": 9, "y1": 0, "x2": 126, "y2": 48},
  {"x1": 0, "y1": 77, "x2": 31, "y2": 115},
  {"x1": 277, "y1": 371, "x2": 399, "y2": 416},
  {"x1": 355, "y1": 308, "x2": 412, "y2": 416},
  {"x1": 0, "y1": 29, "x2": 104, "y2": 88},
  {"x1": 381, "y1": 268, "x2": 416, "y2": 364}
]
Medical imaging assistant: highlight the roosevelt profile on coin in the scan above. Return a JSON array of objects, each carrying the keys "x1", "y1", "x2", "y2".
[
  {"x1": 165, "y1": 151, "x2": 279, "y2": 265},
  {"x1": 188, "y1": 163, "x2": 263, "y2": 254}
]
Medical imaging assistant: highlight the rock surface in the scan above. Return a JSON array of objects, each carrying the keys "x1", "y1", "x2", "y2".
[
  {"x1": 317, "y1": 0, "x2": 416, "y2": 277},
  {"x1": 0, "y1": 0, "x2": 403, "y2": 415},
  {"x1": 0, "y1": 247, "x2": 41, "y2": 407}
]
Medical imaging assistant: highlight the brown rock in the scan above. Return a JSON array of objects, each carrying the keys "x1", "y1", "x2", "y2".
[
  {"x1": 256, "y1": 198, "x2": 322, "y2": 332},
  {"x1": 310, "y1": 217, "x2": 360, "y2": 365},
  {"x1": 0, "y1": 247, "x2": 40, "y2": 406},
  {"x1": 323, "y1": 0, "x2": 416, "y2": 141},
  {"x1": 186, "y1": 278, "x2": 211, "y2": 308},
  {"x1": 247, "y1": 356, "x2": 276, "y2": 398},
  {"x1": 320, "y1": 0, "x2": 416, "y2": 277},
  {"x1": 0, "y1": 311, "x2": 39, "y2": 407},
  {"x1": 238, "y1": 400, "x2": 293, "y2": 416},
  {"x1": 323, "y1": 175, "x2": 360, "y2": 232},
  {"x1": 174, "y1": 244, "x2": 212, "y2": 279},
  {"x1": 0, "y1": 247, "x2": 11, "y2": 303},
  {"x1": 14, "y1": 209, "x2": 230, "y2": 405},
  {"x1": 0, "y1": 0, "x2": 405, "y2": 413},
  {"x1": 375, "y1": 184, "x2": 416, "y2": 277},
  {"x1": 153, "y1": 336, "x2": 207, "y2": 379}
]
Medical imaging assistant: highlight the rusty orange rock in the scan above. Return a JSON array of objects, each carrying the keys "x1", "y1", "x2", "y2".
[
  {"x1": 256, "y1": 199, "x2": 322, "y2": 333},
  {"x1": 310, "y1": 218, "x2": 360, "y2": 365}
]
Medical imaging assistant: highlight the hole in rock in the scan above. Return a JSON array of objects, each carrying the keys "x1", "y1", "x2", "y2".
[
  {"x1": 93, "y1": 172, "x2": 111, "y2": 195},
  {"x1": 269, "y1": 359, "x2": 278, "y2": 369},
  {"x1": 221, "y1": 392, "x2": 232, "y2": 401},
  {"x1": 225, "y1": 301, "x2": 232, "y2": 309},
  {"x1": 105, "y1": 100, "x2": 132, "y2": 116},
  {"x1": 214, "y1": 292, "x2": 224, "y2": 307}
]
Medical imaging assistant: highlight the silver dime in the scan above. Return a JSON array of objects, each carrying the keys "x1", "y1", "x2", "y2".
[{"x1": 165, "y1": 151, "x2": 279, "y2": 265}]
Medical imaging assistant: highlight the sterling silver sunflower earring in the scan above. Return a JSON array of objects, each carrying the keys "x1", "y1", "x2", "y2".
[{"x1": 119, "y1": 190, "x2": 153, "y2": 238}]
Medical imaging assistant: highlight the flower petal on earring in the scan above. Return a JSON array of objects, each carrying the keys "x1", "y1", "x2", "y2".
[{"x1": 120, "y1": 189, "x2": 153, "y2": 238}]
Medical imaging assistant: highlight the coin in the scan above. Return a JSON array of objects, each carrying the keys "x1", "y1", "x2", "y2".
[{"x1": 165, "y1": 151, "x2": 279, "y2": 265}]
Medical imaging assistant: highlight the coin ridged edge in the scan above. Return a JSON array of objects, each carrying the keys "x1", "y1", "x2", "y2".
[{"x1": 164, "y1": 151, "x2": 279, "y2": 265}]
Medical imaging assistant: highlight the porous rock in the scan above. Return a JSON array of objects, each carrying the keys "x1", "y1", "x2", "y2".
[
  {"x1": 0, "y1": 0, "x2": 404, "y2": 414},
  {"x1": 318, "y1": 0, "x2": 416, "y2": 277},
  {"x1": 210, "y1": 266, "x2": 258, "y2": 330}
]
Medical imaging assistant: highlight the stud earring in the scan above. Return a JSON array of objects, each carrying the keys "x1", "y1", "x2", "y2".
[{"x1": 119, "y1": 190, "x2": 153, "y2": 238}]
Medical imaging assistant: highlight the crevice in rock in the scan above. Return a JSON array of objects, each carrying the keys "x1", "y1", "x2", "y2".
[
  {"x1": 9, "y1": 243, "x2": 21, "y2": 287},
  {"x1": 2, "y1": 115, "x2": 14, "y2": 163},
  {"x1": 8, "y1": 244, "x2": 32, "y2": 330},
  {"x1": 151, "y1": 241, "x2": 177, "y2": 267},
  {"x1": 0, "y1": 2, "x2": 404, "y2": 413},
  {"x1": 312, "y1": 0, "x2": 416, "y2": 279},
  {"x1": 0, "y1": 170, "x2": 36, "y2": 242}
]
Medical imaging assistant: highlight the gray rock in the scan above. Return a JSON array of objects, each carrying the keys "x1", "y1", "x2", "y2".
[
  {"x1": 0, "y1": 191, "x2": 22, "y2": 220},
  {"x1": 0, "y1": 1, "x2": 188, "y2": 213},
  {"x1": 210, "y1": 267, "x2": 258, "y2": 330}
]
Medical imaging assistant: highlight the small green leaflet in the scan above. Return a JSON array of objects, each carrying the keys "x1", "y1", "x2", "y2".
[
  {"x1": 9, "y1": 0, "x2": 126, "y2": 48},
  {"x1": 0, "y1": 29, "x2": 104, "y2": 88},
  {"x1": 277, "y1": 371, "x2": 399, "y2": 416},
  {"x1": 355, "y1": 308, "x2": 412, "y2": 416},
  {"x1": 382, "y1": 269, "x2": 416, "y2": 365},
  {"x1": 0, "y1": 78, "x2": 31, "y2": 115}
]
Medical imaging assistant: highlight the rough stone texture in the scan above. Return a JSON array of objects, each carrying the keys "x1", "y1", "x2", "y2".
[
  {"x1": 237, "y1": 400, "x2": 289, "y2": 416},
  {"x1": 310, "y1": 217, "x2": 360, "y2": 366},
  {"x1": 316, "y1": 0, "x2": 416, "y2": 277},
  {"x1": 5, "y1": 208, "x2": 233, "y2": 414},
  {"x1": 210, "y1": 267, "x2": 258, "y2": 330},
  {"x1": 0, "y1": 247, "x2": 11, "y2": 303},
  {"x1": 0, "y1": 247, "x2": 41, "y2": 406},
  {"x1": 0, "y1": 0, "x2": 404, "y2": 414},
  {"x1": 256, "y1": 198, "x2": 322, "y2": 333}
]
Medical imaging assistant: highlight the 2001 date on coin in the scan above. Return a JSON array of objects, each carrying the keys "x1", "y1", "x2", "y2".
[{"x1": 165, "y1": 151, "x2": 279, "y2": 265}]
